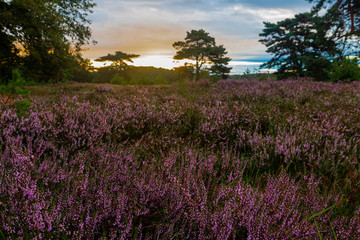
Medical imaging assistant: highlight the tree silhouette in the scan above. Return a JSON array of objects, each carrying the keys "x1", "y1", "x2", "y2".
[
  {"x1": 209, "y1": 45, "x2": 232, "y2": 79},
  {"x1": 259, "y1": 11, "x2": 340, "y2": 80},
  {"x1": 173, "y1": 29, "x2": 231, "y2": 81},
  {"x1": 95, "y1": 51, "x2": 140, "y2": 74}
]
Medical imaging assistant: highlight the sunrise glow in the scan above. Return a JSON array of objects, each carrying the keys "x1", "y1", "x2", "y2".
[
  {"x1": 91, "y1": 55, "x2": 195, "y2": 69},
  {"x1": 132, "y1": 55, "x2": 191, "y2": 69}
]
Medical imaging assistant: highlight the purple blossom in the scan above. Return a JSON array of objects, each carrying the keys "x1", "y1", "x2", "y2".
[{"x1": 0, "y1": 79, "x2": 359, "y2": 239}]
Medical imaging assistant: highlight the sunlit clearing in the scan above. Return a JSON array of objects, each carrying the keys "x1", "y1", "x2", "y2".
[{"x1": 132, "y1": 55, "x2": 190, "y2": 69}]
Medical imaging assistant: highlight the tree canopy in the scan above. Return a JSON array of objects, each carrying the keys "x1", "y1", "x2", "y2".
[
  {"x1": 0, "y1": 0, "x2": 96, "y2": 83},
  {"x1": 259, "y1": 11, "x2": 341, "y2": 79},
  {"x1": 95, "y1": 51, "x2": 140, "y2": 81},
  {"x1": 173, "y1": 29, "x2": 232, "y2": 81},
  {"x1": 260, "y1": 4, "x2": 360, "y2": 81},
  {"x1": 309, "y1": 0, "x2": 360, "y2": 34},
  {"x1": 95, "y1": 51, "x2": 140, "y2": 72}
]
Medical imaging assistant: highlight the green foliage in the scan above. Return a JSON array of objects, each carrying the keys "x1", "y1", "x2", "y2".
[
  {"x1": 209, "y1": 75, "x2": 222, "y2": 83},
  {"x1": 176, "y1": 79, "x2": 190, "y2": 98},
  {"x1": 173, "y1": 29, "x2": 232, "y2": 81},
  {"x1": 259, "y1": 11, "x2": 340, "y2": 80},
  {"x1": 110, "y1": 75, "x2": 127, "y2": 85},
  {"x1": 0, "y1": 16, "x2": 19, "y2": 83},
  {"x1": 110, "y1": 73, "x2": 170, "y2": 86},
  {"x1": 199, "y1": 69, "x2": 211, "y2": 80},
  {"x1": 303, "y1": 57, "x2": 332, "y2": 81},
  {"x1": 95, "y1": 66, "x2": 119, "y2": 83},
  {"x1": 259, "y1": 72, "x2": 277, "y2": 81},
  {"x1": 13, "y1": 100, "x2": 31, "y2": 118},
  {"x1": 128, "y1": 66, "x2": 177, "y2": 85},
  {"x1": 329, "y1": 58, "x2": 360, "y2": 82},
  {"x1": 260, "y1": 1, "x2": 360, "y2": 81},
  {"x1": 0, "y1": 69, "x2": 32, "y2": 118},
  {"x1": 72, "y1": 56, "x2": 96, "y2": 83},
  {"x1": 129, "y1": 78, "x2": 138, "y2": 85},
  {"x1": 11, "y1": 69, "x2": 26, "y2": 86},
  {"x1": 155, "y1": 75, "x2": 169, "y2": 85},
  {"x1": 0, "y1": 0, "x2": 96, "y2": 83},
  {"x1": 137, "y1": 77, "x2": 152, "y2": 85},
  {"x1": 174, "y1": 64, "x2": 195, "y2": 81},
  {"x1": 208, "y1": 44, "x2": 232, "y2": 79},
  {"x1": 95, "y1": 66, "x2": 177, "y2": 85},
  {"x1": 0, "y1": 69, "x2": 30, "y2": 96}
]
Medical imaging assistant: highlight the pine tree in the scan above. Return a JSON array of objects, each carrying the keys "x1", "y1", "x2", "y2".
[{"x1": 173, "y1": 29, "x2": 232, "y2": 81}]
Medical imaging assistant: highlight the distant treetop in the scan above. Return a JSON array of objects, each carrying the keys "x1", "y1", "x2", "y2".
[
  {"x1": 95, "y1": 51, "x2": 140, "y2": 64},
  {"x1": 95, "y1": 51, "x2": 140, "y2": 74}
]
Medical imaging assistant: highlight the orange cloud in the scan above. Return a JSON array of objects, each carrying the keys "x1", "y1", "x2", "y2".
[{"x1": 83, "y1": 23, "x2": 187, "y2": 59}]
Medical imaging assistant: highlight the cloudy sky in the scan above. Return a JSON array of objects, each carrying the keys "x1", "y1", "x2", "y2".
[{"x1": 84, "y1": 0, "x2": 313, "y2": 69}]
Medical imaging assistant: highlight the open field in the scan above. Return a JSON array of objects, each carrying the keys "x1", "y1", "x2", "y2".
[{"x1": 1, "y1": 79, "x2": 360, "y2": 239}]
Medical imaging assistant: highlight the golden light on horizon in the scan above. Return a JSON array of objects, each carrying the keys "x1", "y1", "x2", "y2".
[{"x1": 91, "y1": 55, "x2": 192, "y2": 69}]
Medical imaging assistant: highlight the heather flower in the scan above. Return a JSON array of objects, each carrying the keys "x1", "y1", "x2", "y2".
[{"x1": 0, "y1": 79, "x2": 359, "y2": 239}]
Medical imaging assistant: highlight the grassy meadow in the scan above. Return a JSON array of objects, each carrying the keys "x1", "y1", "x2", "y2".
[{"x1": 1, "y1": 78, "x2": 360, "y2": 239}]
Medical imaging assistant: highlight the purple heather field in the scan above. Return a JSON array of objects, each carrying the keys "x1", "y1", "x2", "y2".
[{"x1": 1, "y1": 79, "x2": 360, "y2": 239}]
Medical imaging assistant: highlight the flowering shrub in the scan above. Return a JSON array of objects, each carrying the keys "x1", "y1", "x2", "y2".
[{"x1": 0, "y1": 79, "x2": 359, "y2": 239}]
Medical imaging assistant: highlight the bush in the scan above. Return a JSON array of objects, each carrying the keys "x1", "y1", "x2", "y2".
[
  {"x1": 129, "y1": 77, "x2": 138, "y2": 85},
  {"x1": 13, "y1": 100, "x2": 31, "y2": 118},
  {"x1": 137, "y1": 77, "x2": 152, "y2": 85},
  {"x1": 154, "y1": 75, "x2": 169, "y2": 85},
  {"x1": 200, "y1": 69, "x2": 210, "y2": 79},
  {"x1": 110, "y1": 75, "x2": 128, "y2": 85},
  {"x1": 0, "y1": 69, "x2": 30, "y2": 96},
  {"x1": 329, "y1": 58, "x2": 360, "y2": 82},
  {"x1": 210, "y1": 74, "x2": 222, "y2": 83},
  {"x1": 303, "y1": 57, "x2": 332, "y2": 81}
]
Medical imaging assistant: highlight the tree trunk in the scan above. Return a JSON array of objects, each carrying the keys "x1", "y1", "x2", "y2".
[
  {"x1": 348, "y1": 0, "x2": 355, "y2": 33},
  {"x1": 195, "y1": 57, "x2": 200, "y2": 81}
]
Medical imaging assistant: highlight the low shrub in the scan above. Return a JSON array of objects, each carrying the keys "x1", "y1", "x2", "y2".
[
  {"x1": 329, "y1": 58, "x2": 360, "y2": 82},
  {"x1": 110, "y1": 75, "x2": 128, "y2": 85}
]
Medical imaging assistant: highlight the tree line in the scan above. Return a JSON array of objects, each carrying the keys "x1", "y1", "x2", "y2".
[
  {"x1": 1, "y1": 0, "x2": 360, "y2": 85},
  {"x1": 95, "y1": 29, "x2": 232, "y2": 83},
  {"x1": 0, "y1": 0, "x2": 231, "y2": 84}
]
